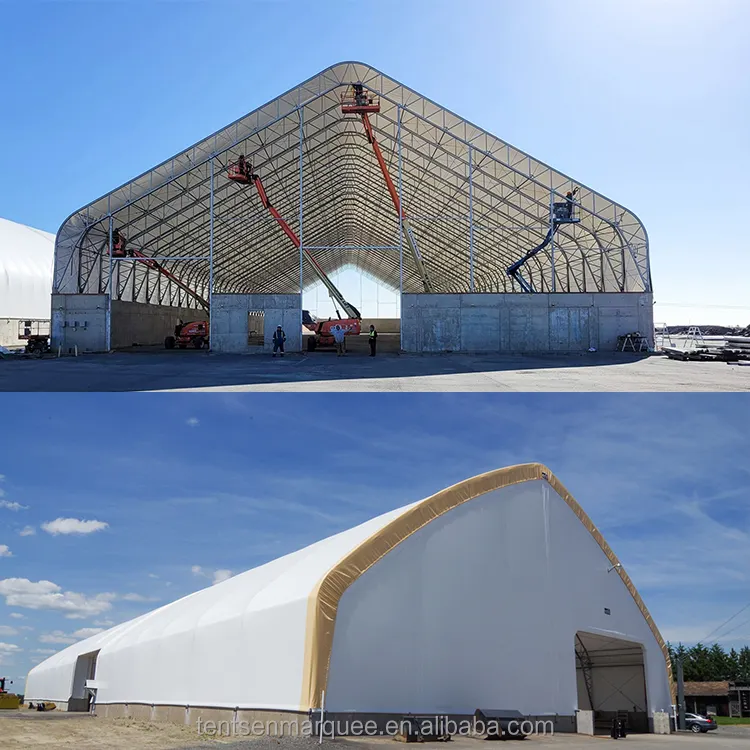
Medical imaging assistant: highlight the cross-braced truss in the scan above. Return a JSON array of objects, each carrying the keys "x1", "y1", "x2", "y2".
[{"x1": 54, "y1": 62, "x2": 651, "y2": 306}]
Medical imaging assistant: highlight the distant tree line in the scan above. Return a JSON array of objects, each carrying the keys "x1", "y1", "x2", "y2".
[{"x1": 668, "y1": 643, "x2": 750, "y2": 682}]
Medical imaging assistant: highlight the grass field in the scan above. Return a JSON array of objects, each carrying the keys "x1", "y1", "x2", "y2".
[{"x1": 715, "y1": 716, "x2": 750, "y2": 725}]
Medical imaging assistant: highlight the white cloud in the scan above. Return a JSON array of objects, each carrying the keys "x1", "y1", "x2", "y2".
[
  {"x1": 33, "y1": 648, "x2": 56, "y2": 655},
  {"x1": 186, "y1": 417, "x2": 200, "y2": 427},
  {"x1": 0, "y1": 578, "x2": 115, "y2": 618},
  {"x1": 192, "y1": 565, "x2": 234, "y2": 585},
  {"x1": 0, "y1": 642, "x2": 20, "y2": 652},
  {"x1": 0, "y1": 626, "x2": 18, "y2": 636},
  {"x1": 93, "y1": 619, "x2": 114, "y2": 627},
  {"x1": 147, "y1": 573, "x2": 159, "y2": 579},
  {"x1": 39, "y1": 627, "x2": 103, "y2": 645},
  {"x1": 39, "y1": 631, "x2": 76, "y2": 645},
  {"x1": 212, "y1": 569, "x2": 233, "y2": 585},
  {"x1": 72, "y1": 627, "x2": 103, "y2": 639},
  {"x1": 0, "y1": 501, "x2": 28, "y2": 511},
  {"x1": 19, "y1": 526, "x2": 35, "y2": 537},
  {"x1": 41, "y1": 518, "x2": 108, "y2": 536},
  {"x1": 8, "y1": 613, "x2": 24, "y2": 620},
  {"x1": 0, "y1": 545, "x2": 11, "y2": 558},
  {"x1": 121, "y1": 593, "x2": 158, "y2": 602}
]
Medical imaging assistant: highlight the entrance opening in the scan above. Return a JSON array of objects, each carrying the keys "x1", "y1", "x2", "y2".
[
  {"x1": 70, "y1": 650, "x2": 99, "y2": 712},
  {"x1": 247, "y1": 310, "x2": 265, "y2": 347},
  {"x1": 575, "y1": 632, "x2": 648, "y2": 733}
]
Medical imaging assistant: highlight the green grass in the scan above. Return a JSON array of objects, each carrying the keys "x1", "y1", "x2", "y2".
[{"x1": 715, "y1": 717, "x2": 750, "y2": 725}]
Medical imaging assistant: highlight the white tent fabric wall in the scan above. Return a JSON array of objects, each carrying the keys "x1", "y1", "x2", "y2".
[
  {"x1": 0, "y1": 217, "x2": 55, "y2": 318},
  {"x1": 24, "y1": 466, "x2": 671, "y2": 722}
]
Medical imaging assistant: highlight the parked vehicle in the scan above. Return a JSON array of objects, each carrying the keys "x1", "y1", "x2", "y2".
[{"x1": 684, "y1": 713, "x2": 717, "y2": 733}]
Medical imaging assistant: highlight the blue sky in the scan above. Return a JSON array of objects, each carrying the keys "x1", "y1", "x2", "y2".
[
  {"x1": 1, "y1": 0, "x2": 749, "y2": 324},
  {"x1": 1, "y1": 394, "x2": 749, "y2": 690}
]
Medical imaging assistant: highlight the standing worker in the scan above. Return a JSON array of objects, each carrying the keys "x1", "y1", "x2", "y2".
[
  {"x1": 272, "y1": 325, "x2": 286, "y2": 357},
  {"x1": 565, "y1": 187, "x2": 579, "y2": 220},
  {"x1": 332, "y1": 324, "x2": 345, "y2": 357},
  {"x1": 368, "y1": 324, "x2": 378, "y2": 357}
]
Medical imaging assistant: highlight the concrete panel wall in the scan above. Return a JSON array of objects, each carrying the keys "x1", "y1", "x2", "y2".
[
  {"x1": 51, "y1": 294, "x2": 108, "y2": 353},
  {"x1": 402, "y1": 293, "x2": 653, "y2": 353},
  {"x1": 111, "y1": 300, "x2": 203, "y2": 349},
  {"x1": 211, "y1": 294, "x2": 301, "y2": 353}
]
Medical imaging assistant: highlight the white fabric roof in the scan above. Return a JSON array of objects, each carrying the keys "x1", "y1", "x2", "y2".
[
  {"x1": 0, "y1": 217, "x2": 54, "y2": 318},
  {"x1": 24, "y1": 500, "x2": 417, "y2": 708}
]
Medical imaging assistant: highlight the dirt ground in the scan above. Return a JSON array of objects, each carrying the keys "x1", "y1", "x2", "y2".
[{"x1": 0, "y1": 712, "x2": 220, "y2": 749}]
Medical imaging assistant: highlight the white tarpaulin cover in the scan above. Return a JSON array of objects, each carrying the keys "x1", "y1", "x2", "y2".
[
  {"x1": 0, "y1": 217, "x2": 54, "y2": 318},
  {"x1": 25, "y1": 464, "x2": 671, "y2": 716}
]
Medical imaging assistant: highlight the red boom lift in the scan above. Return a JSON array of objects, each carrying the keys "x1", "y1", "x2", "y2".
[
  {"x1": 340, "y1": 83, "x2": 433, "y2": 293},
  {"x1": 109, "y1": 230, "x2": 211, "y2": 349},
  {"x1": 228, "y1": 158, "x2": 362, "y2": 351}
]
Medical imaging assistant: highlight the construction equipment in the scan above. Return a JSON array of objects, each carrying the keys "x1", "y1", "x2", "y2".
[
  {"x1": 506, "y1": 187, "x2": 581, "y2": 293},
  {"x1": 0, "y1": 677, "x2": 20, "y2": 710},
  {"x1": 227, "y1": 160, "x2": 362, "y2": 351},
  {"x1": 164, "y1": 319, "x2": 209, "y2": 350},
  {"x1": 341, "y1": 84, "x2": 434, "y2": 293},
  {"x1": 109, "y1": 230, "x2": 210, "y2": 312}
]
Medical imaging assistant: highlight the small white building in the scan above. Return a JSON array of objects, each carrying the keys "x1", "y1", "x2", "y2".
[
  {"x1": 0, "y1": 217, "x2": 54, "y2": 347},
  {"x1": 25, "y1": 464, "x2": 672, "y2": 733}
]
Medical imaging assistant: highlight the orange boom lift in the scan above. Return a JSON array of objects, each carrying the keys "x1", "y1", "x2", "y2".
[
  {"x1": 227, "y1": 159, "x2": 361, "y2": 351},
  {"x1": 340, "y1": 83, "x2": 433, "y2": 293}
]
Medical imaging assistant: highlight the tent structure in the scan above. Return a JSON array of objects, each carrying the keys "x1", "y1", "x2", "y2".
[
  {"x1": 25, "y1": 464, "x2": 671, "y2": 732},
  {"x1": 0, "y1": 217, "x2": 54, "y2": 347},
  {"x1": 50, "y1": 62, "x2": 653, "y2": 354},
  {"x1": 0, "y1": 217, "x2": 54, "y2": 319}
]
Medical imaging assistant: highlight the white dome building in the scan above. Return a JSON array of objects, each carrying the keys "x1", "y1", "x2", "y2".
[
  {"x1": 0, "y1": 217, "x2": 54, "y2": 347},
  {"x1": 25, "y1": 465, "x2": 672, "y2": 735}
]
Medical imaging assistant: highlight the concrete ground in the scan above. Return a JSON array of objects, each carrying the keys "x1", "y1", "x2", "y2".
[
  {"x1": 0, "y1": 347, "x2": 748, "y2": 392},
  {"x1": 2, "y1": 711, "x2": 750, "y2": 750}
]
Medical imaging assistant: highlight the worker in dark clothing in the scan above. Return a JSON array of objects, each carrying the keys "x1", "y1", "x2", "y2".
[
  {"x1": 236, "y1": 154, "x2": 250, "y2": 179},
  {"x1": 272, "y1": 325, "x2": 286, "y2": 357},
  {"x1": 112, "y1": 228, "x2": 126, "y2": 256},
  {"x1": 174, "y1": 319, "x2": 184, "y2": 338},
  {"x1": 368, "y1": 324, "x2": 378, "y2": 357},
  {"x1": 565, "y1": 187, "x2": 579, "y2": 220},
  {"x1": 353, "y1": 82, "x2": 366, "y2": 106}
]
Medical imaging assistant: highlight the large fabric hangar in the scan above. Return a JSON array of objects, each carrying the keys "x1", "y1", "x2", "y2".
[
  {"x1": 0, "y1": 217, "x2": 54, "y2": 347},
  {"x1": 26, "y1": 464, "x2": 672, "y2": 733},
  {"x1": 51, "y1": 62, "x2": 652, "y2": 355}
]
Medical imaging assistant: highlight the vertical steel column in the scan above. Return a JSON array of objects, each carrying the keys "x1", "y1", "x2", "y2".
[
  {"x1": 397, "y1": 105, "x2": 404, "y2": 351},
  {"x1": 468, "y1": 146, "x2": 474, "y2": 292},
  {"x1": 106, "y1": 212, "x2": 113, "y2": 352},
  {"x1": 299, "y1": 107, "x2": 304, "y2": 338},
  {"x1": 208, "y1": 157, "x2": 215, "y2": 351},
  {"x1": 549, "y1": 190, "x2": 556, "y2": 293}
]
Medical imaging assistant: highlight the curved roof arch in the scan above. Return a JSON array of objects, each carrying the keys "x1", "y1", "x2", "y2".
[
  {"x1": 54, "y1": 62, "x2": 651, "y2": 307},
  {"x1": 26, "y1": 463, "x2": 668, "y2": 712}
]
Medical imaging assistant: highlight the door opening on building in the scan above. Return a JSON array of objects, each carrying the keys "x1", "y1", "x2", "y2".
[{"x1": 575, "y1": 632, "x2": 648, "y2": 733}]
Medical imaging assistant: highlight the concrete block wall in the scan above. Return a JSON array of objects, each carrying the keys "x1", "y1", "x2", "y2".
[
  {"x1": 51, "y1": 294, "x2": 108, "y2": 353},
  {"x1": 401, "y1": 293, "x2": 653, "y2": 353},
  {"x1": 111, "y1": 300, "x2": 203, "y2": 349},
  {"x1": 211, "y1": 294, "x2": 301, "y2": 353}
]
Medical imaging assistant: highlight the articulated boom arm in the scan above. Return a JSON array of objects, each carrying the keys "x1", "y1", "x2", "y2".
[
  {"x1": 250, "y1": 174, "x2": 361, "y2": 320},
  {"x1": 506, "y1": 227, "x2": 555, "y2": 294},
  {"x1": 359, "y1": 113, "x2": 433, "y2": 294},
  {"x1": 110, "y1": 243, "x2": 209, "y2": 311}
]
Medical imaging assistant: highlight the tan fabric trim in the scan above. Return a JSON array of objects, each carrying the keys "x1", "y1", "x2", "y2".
[{"x1": 299, "y1": 462, "x2": 671, "y2": 709}]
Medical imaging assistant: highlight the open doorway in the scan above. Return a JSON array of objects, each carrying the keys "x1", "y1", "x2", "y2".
[
  {"x1": 69, "y1": 650, "x2": 99, "y2": 712},
  {"x1": 575, "y1": 632, "x2": 648, "y2": 733}
]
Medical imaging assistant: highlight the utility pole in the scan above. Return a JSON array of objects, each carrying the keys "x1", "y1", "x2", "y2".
[{"x1": 676, "y1": 659, "x2": 686, "y2": 730}]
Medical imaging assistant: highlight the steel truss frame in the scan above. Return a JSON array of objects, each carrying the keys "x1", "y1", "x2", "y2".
[{"x1": 55, "y1": 62, "x2": 651, "y2": 313}]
